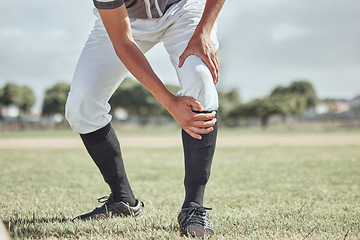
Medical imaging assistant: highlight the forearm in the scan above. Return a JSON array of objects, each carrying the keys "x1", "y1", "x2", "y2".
[
  {"x1": 179, "y1": 0, "x2": 225, "y2": 84},
  {"x1": 195, "y1": 0, "x2": 226, "y2": 36},
  {"x1": 114, "y1": 38, "x2": 176, "y2": 110},
  {"x1": 98, "y1": 7, "x2": 175, "y2": 110}
]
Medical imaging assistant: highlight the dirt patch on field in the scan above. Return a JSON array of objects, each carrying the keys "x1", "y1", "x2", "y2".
[{"x1": 0, "y1": 134, "x2": 359, "y2": 149}]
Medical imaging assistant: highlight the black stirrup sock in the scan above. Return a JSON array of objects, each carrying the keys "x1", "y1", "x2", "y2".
[
  {"x1": 80, "y1": 123, "x2": 136, "y2": 206},
  {"x1": 181, "y1": 111, "x2": 218, "y2": 209}
]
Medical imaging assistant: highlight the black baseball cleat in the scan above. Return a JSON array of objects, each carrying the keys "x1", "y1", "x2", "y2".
[
  {"x1": 178, "y1": 202, "x2": 214, "y2": 238},
  {"x1": 73, "y1": 193, "x2": 143, "y2": 221}
]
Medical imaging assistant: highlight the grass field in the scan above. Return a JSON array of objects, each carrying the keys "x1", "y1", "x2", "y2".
[{"x1": 1, "y1": 128, "x2": 360, "y2": 239}]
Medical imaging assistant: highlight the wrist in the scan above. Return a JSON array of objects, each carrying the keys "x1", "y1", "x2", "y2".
[
  {"x1": 161, "y1": 92, "x2": 177, "y2": 112},
  {"x1": 194, "y1": 25, "x2": 211, "y2": 38}
]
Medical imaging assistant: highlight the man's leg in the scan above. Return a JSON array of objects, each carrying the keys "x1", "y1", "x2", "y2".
[
  {"x1": 162, "y1": 0, "x2": 219, "y2": 204},
  {"x1": 161, "y1": 0, "x2": 219, "y2": 237},
  {"x1": 162, "y1": 0, "x2": 219, "y2": 209},
  {"x1": 181, "y1": 111, "x2": 218, "y2": 208},
  {"x1": 175, "y1": 55, "x2": 219, "y2": 239},
  {"x1": 65, "y1": 36, "x2": 140, "y2": 218},
  {"x1": 175, "y1": 55, "x2": 219, "y2": 209},
  {"x1": 80, "y1": 123, "x2": 136, "y2": 206},
  {"x1": 65, "y1": 10, "x2": 156, "y2": 219}
]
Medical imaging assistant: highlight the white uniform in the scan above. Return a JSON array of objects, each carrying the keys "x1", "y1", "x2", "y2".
[{"x1": 65, "y1": 0, "x2": 219, "y2": 134}]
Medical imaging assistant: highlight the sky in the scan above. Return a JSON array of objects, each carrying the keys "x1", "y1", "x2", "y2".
[{"x1": 1, "y1": 0, "x2": 360, "y2": 112}]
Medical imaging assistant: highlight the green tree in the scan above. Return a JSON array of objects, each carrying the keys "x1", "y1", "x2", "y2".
[
  {"x1": 20, "y1": 86, "x2": 36, "y2": 113},
  {"x1": 218, "y1": 89, "x2": 241, "y2": 126},
  {"x1": 1, "y1": 83, "x2": 23, "y2": 107},
  {"x1": 0, "y1": 87, "x2": 3, "y2": 120},
  {"x1": 271, "y1": 80, "x2": 318, "y2": 108},
  {"x1": 230, "y1": 80, "x2": 314, "y2": 128},
  {"x1": 110, "y1": 78, "x2": 183, "y2": 119},
  {"x1": 42, "y1": 83, "x2": 70, "y2": 116},
  {"x1": 0, "y1": 88, "x2": 3, "y2": 102},
  {"x1": 271, "y1": 85, "x2": 288, "y2": 96},
  {"x1": 231, "y1": 97, "x2": 283, "y2": 128},
  {"x1": 110, "y1": 78, "x2": 159, "y2": 117},
  {"x1": 268, "y1": 93, "x2": 307, "y2": 123},
  {"x1": 288, "y1": 80, "x2": 318, "y2": 108},
  {"x1": 0, "y1": 83, "x2": 36, "y2": 113},
  {"x1": 269, "y1": 80, "x2": 317, "y2": 124}
]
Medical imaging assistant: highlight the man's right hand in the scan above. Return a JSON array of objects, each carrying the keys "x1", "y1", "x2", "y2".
[{"x1": 167, "y1": 96, "x2": 217, "y2": 140}]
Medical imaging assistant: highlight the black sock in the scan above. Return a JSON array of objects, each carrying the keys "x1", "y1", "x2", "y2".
[
  {"x1": 80, "y1": 123, "x2": 136, "y2": 206},
  {"x1": 181, "y1": 111, "x2": 218, "y2": 209}
]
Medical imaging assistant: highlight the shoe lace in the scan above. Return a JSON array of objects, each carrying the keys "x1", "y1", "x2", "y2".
[
  {"x1": 97, "y1": 195, "x2": 145, "y2": 208},
  {"x1": 182, "y1": 205, "x2": 212, "y2": 228},
  {"x1": 94, "y1": 195, "x2": 114, "y2": 214},
  {"x1": 97, "y1": 195, "x2": 112, "y2": 203}
]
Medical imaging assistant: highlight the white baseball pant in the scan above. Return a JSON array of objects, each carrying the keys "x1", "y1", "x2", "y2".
[{"x1": 65, "y1": 0, "x2": 219, "y2": 134}]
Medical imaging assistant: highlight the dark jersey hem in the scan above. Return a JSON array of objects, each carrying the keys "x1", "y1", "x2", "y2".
[{"x1": 93, "y1": 0, "x2": 125, "y2": 10}]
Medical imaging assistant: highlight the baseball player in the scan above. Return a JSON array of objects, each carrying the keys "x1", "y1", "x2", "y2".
[{"x1": 65, "y1": 0, "x2": 225, "y2": 238}]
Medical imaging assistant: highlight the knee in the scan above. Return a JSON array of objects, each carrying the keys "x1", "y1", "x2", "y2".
[
  {"x1": 65, "y1": 87, "x2": 111, "y2": 134},
  {"x1": 177, "y1": 55, "x2": 218, "y2": 111},
  {"x1": 65, "y1": 88, "x2": 84, "y2": 131}
]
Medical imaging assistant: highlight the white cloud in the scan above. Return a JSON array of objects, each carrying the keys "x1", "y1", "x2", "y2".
[
  {"x1": 268, "y1": 23, "x2": 308, "y2": 43},
  {"x1": 1, "y1": 0, "x2": 360, "y2": 111},
  {"x1": 216, "y1": 0, "x2": 360, "y2": 101}
]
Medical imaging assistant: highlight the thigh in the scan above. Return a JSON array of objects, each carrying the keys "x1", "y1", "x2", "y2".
[
  {"x1": 67, "y1": 21, "x2": 157, "y2": 133},
  {"x1": 161, "y1": 1, "x2": 219, "y2": 111},
  {"x1": 72, "y1": 35, "x2": 156, "y2": 100},
  {"x1": 71, "y1": 35, "x2": 127, "y2": 103},
  {"x1": 161, "y1": 0, "x2": 219, "y2": 66}
]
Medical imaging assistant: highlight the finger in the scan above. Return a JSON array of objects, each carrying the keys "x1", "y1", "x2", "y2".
[
  {"x1": 184, "y1": 129, "x2": 202, "y2": 140},
  {"x1": 187, "y1": 99, "x2": 204, "y2": 112},
  {"x1": 210, "y1": 55, "x2": 219, "y2": 84},
  {"x1": 214, "y1": 50, "x2": 220, "y2": 69},
  {"x1": 206, "y1": 57, "x2": 218, "y2": 85},
  {"x1": 213, "y1": 54, "x2": 220, "y2": 85},
  {"x1": 193, "y1": 112, "x2": 216, "y2": 122},
  {"x1": 192, "y1": 118, "x2": 217, "y2": 128},
  {"x1": 187, "y1": 126, "x2": 214, "y2": 135},
  {"x1": 193, "y1": 111, "x2": 216, "y2": 121},
  {"x1": 207, "y1": 49, "x2": 219, "y2": 85},
  {"x1": 178, "y1": 50, "x2": 190, "y2": 68},
  {"x1": 212, "y1": 64, "x2": 219, "y2": 85}
]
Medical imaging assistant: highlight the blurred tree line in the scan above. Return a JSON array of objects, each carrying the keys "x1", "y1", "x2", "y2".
[
  {"x1": 229, "y1": 81, "x2": 318, "y2": 128},
  {"x1": 0, "y1": 78, "x2": 317, "y2": 128}
]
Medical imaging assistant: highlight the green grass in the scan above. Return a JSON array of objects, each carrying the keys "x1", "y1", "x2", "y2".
[
  {"x1": 1, "y1": 123, "x2": 360, "y2": 139},
  {"x1": 1, "y1": 138, "x2": 360, "y2": 239}
]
